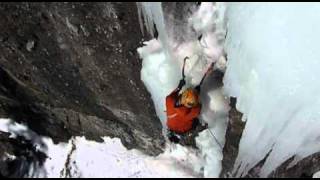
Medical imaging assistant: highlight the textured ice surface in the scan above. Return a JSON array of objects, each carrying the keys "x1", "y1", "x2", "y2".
[
  {"x1": 137, "y1": 2, "x2": 229, "y2": 177},
  {"x1": 314, "y1": 171, "x2": 320, "y2": 178},
  {"x1": 224, "y1": 2, "x2": 320, "y2": 177}
]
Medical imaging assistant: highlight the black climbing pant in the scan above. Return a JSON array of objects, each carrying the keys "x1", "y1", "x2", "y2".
[{"x1": 167, "y1": 118, "x2": 208, "y2": 148}]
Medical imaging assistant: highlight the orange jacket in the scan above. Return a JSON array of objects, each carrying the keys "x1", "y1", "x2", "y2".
[{"x1": 166, "y1": 89, "x2": 201, "y2": 134}]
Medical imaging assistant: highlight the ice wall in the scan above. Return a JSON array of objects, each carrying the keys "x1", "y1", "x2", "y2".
[
  {"x1": 137, "y1": 2, "x2": 229, "y2": 177},
  {"x1": 137, "y1": 2, "x2": 227, "y2": 125},
  {"x1": 224, "y1": 2, "x2": 320, "y2": 177},
  {"x1": 137, "y1": 2, "x2": 172, "y2": 62}
]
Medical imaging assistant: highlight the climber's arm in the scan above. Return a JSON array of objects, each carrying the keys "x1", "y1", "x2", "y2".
[{"x1": 186, "y1": 105, "x2": 201, "y2": 122}]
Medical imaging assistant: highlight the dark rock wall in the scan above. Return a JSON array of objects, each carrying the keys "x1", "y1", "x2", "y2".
[{"x1": 0, "y1": 2, "x2": 164, "y2": 158}]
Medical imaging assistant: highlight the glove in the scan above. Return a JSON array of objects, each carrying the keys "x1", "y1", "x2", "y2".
[
  {"x1": 178, "y1": 79, "x2": 186, "y2": 90},
  {"x1": 195, "y1": 85, "x2": 201, "y2": 92}
]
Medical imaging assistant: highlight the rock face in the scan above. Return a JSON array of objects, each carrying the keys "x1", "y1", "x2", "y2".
[
  {"x1": 220, "y1": 98, "x2": 245, "y2": 178},
  {"x1": 0, "y1": 133, "x2": 47, "y2": 178},
  {"x1": 220, "y1": 98, "x2": 320, "y2": 178},
  {"x1": 0, "y1": 2, "x2": 164, "y2": 165},
  {"x1": 268, "y1": 152, "x2": 320, "y2": 178}
]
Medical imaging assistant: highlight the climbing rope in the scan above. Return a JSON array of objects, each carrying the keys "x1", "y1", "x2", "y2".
[{"x1": 207, "y1": 128, "x2": 224, "y2": 150}]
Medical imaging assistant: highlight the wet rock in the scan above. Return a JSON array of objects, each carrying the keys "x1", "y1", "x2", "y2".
[
  {"x1": 220, "y1": 98, "x2": 320, "y2": 178},
  {"x1": 0, "y1": 132, "x2": 47, "y2": 178},
  {"x1": 269, "y1": 153, "x2": 320, "y2": 178},
  {"x1": 220, "y1": 98, "x2": 245, "y2": 178}
]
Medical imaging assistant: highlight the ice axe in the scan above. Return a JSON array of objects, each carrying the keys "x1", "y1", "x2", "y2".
[
  {"x1": 176, "y1": 57, "x2": 189, "y2": 91},
  {"x1": 182, "y1": 56, "x2": 189, "y2": 80}
]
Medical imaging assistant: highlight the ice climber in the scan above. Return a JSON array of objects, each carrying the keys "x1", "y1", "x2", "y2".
[{"x1": 166, "y1": 57, "x2": 214, "y2": 147}]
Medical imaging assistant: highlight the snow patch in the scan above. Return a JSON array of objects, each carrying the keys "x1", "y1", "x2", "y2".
[
  {"x1": 67, "y1": 138, "x2": 204, "y2": 178},
  {"x1": 2, "y1": 152, "x2": 16, "y2": 161},
  {"x1": 314, "y1": 171, "x2": 320, "y2": 178},
  {"x1": 0, "y1": 119, "x2": 204, "y2": 178}
]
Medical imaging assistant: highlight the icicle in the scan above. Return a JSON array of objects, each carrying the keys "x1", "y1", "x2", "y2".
[
  {"x1": 224, "y1": 2, "x2": 320, "y2": 177},
  {"x1": 136, "y1": 2, "x2": 172, "y2": 62}
]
